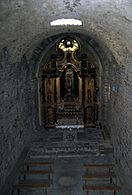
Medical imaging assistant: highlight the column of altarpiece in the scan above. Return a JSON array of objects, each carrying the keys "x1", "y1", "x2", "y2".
[
  {"x1": 78, "y1": 76, "x2": 82, "y2": 104},
  {"x1": 56, "y1": 77, "x2": 60, "y2": 104},
  {"x1": 84, "y1": 76, "x2": 96, "y2": 126},
  {"x1": 44, "y1": 78, "x2": 55, "y2": 128}
]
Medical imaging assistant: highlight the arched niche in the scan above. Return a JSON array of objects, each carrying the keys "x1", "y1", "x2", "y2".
[{"x1": 36, "y1": 35, "x2": 102, "y2": 128}]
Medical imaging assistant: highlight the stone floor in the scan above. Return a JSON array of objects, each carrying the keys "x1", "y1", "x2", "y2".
[{"x1": 13, "y1": 128, "x2": 123, "y2": 195}]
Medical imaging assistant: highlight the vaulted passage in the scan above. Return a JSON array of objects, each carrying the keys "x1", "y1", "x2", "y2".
[
  {"x1": 0, "y1": 1, "x2": 132, "y2": 195},
  {"x1": 1, "y1": 32, "x2": 131, "y2": 195}
]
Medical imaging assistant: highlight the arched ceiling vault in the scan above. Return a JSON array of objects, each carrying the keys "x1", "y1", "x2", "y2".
[{"x1": 0, "y1": 0, "x2": 132, "y2": 66}]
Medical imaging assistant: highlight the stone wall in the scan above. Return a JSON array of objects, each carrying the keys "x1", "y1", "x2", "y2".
[
  {"x1": 0, "y1": 47, "x2": 34, "y2": 188},
  {"x1": 108, "y1": 53, "x2": 132, "y2": 192}
]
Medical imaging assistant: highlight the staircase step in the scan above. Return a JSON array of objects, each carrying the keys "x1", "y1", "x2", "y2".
[
  {"x1": 20, "y1": 170, "x2": 52, "y2": 175},
  {"x1": 13, "y1": 182, "x2": 50, "y2": 189},
  {"x1": 83, "y1": 163, "x2": 114, "y2": 168},
  {"x1": 82, "y1": 173, "x2": 116, "y2": 179},
  {"x1": 82, "y1": 184, "x2": 121, "y2": 191},
  {"x1": 24, "y1": 161, "x2": 53, "y2": 166}
]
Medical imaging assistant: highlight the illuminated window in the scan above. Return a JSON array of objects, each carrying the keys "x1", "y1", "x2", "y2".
[{"x1": 50, "y1": 19, "x2": 82, "y2": 26}]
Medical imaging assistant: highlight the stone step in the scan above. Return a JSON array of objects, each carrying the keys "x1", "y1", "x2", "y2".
[
  {"x1": 21, "y1": 170, "x2": 52, "y2": 175},
  {"x1": 82, "y1": 184, "x2": 121, "y2": 191},
  {"x1": 82, "y1": 173, "x2": 116, "y2": 179},
  {"x1": 83, "y1": 163, "x2": 114, "y2": 168},
  {"x1": 24, "y1": 161, "x2": 53, "y2": 166}
]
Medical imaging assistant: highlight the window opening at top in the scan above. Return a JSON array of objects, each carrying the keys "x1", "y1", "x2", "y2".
[{"x1": 50, "y1": 19, "x2": 82, "y2": 26}]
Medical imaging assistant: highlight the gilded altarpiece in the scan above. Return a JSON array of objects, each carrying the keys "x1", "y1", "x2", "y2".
[{"x1": 40, "y1": 38, "x2": 99, "y2": 128}]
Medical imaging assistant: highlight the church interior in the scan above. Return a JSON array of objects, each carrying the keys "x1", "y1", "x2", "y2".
[{"x1": 0, "y1": 0, "x2": 132, "y2": 195}]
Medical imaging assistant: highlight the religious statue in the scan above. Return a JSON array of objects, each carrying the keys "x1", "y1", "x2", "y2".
[
  {"x1": 87, "y1": 89, "x2": 92, "y2": 103},
  {"x1": 65, "y1": 66, "x2": 74, "y2": 99}
]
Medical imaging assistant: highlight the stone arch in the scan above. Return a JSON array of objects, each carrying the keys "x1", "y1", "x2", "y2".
[{"x1": 29, "y1": 32, "x2": 119, "y2": 131}]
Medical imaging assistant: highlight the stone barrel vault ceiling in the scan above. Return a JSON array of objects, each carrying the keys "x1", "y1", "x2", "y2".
[{"x1": 0, "y1": 0, "x2": 132, "y2": 65}]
